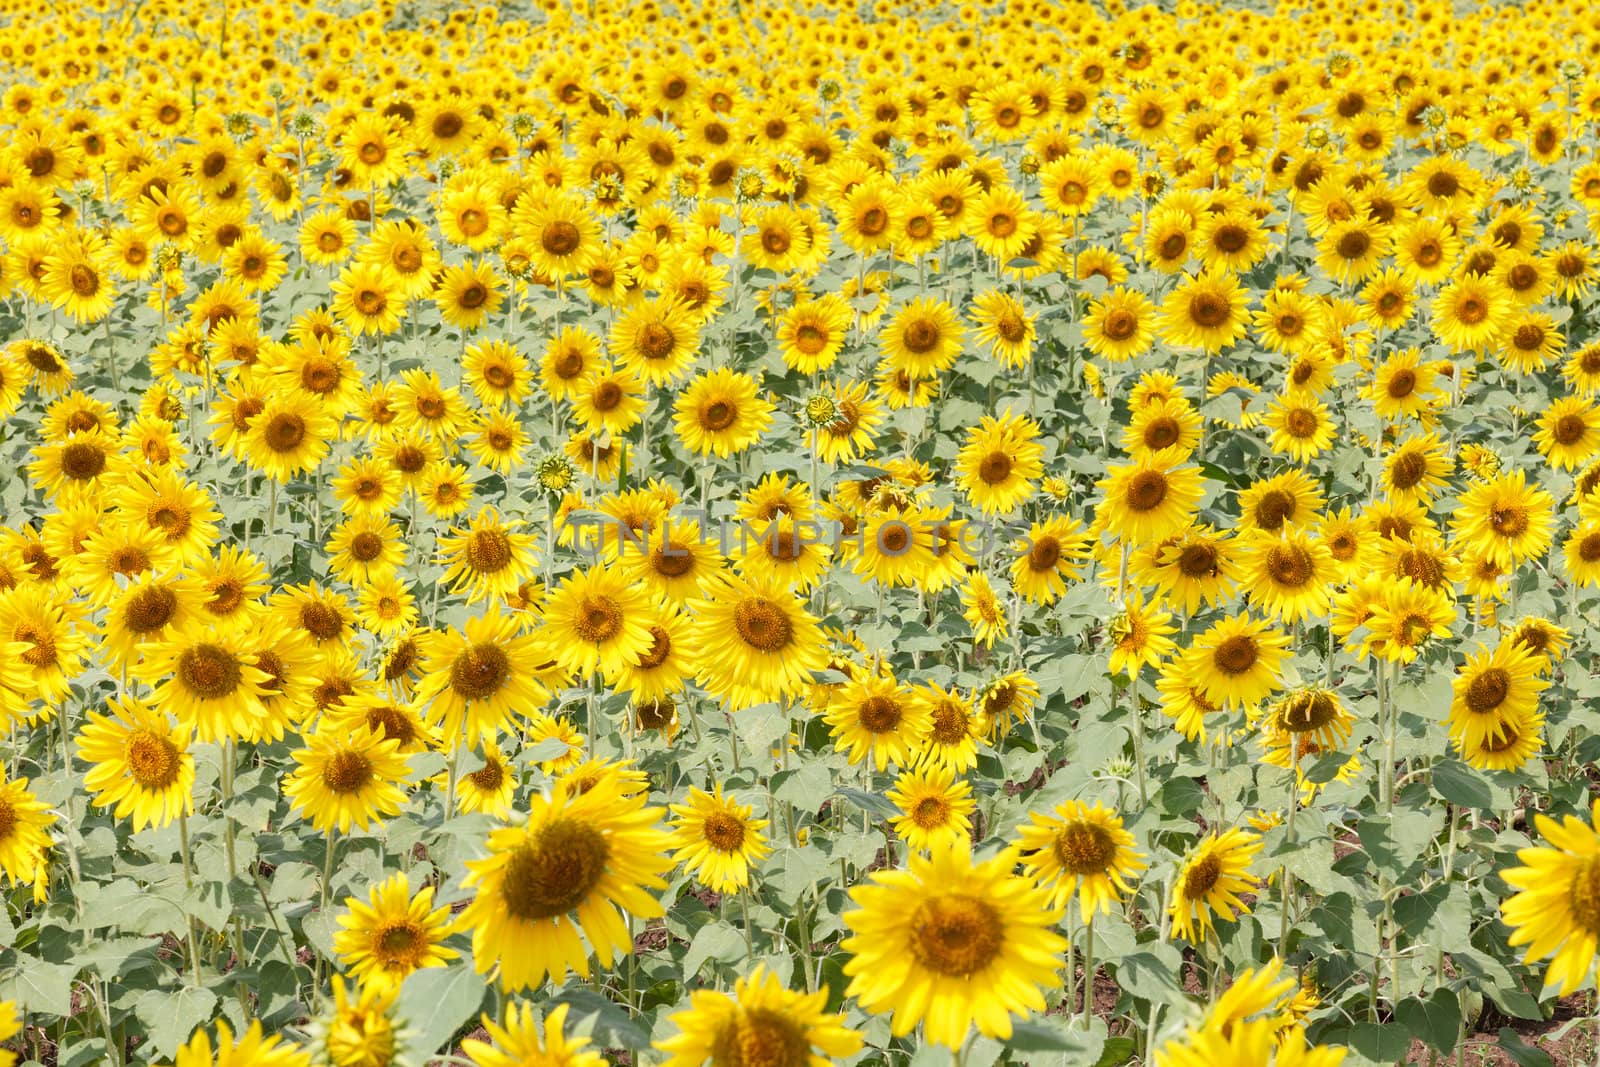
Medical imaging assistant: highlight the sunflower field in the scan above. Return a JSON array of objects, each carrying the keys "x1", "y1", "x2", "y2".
[{"x1": 6, "y1": 0, "x2": 1600, "y2": 1064}]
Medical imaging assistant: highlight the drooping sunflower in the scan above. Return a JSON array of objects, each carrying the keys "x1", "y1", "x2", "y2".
[
  {"x1": 667, "y1": 785, "x2": 772, "y2": 893},
  {"x1": 1011, "y1": 800, "x2": 1148, "y2": 923},
  {"x1": 962, "y1": 572, "x2": 1008, "y2": 649},
  {"x1": 1500, "y1": 798, "x2": 1600, "y2": 996},
  {"x1": 655, "y1": 964, "x2": 863, "y2": 1067},
  {"x1": 1169, "y1": 828, "x2": 1264, "y2": 943},
  {"x1": 1183, "y1": 614, "x2": 1291, "y2": 711},
  {"x1": 75, "y1": 695, "x2": 193, "y2": 832},
  {"x1": 841, "y1": 838, "x2": 1066, "y2": 1049},
  {"x1": 672, "y1": 367, "x2": 775, "y2": 458},
  {"x1": 333, "y1": 871, "x2": 460, "y2": 995},
  {"x1": 687, "y1": 570, "x2": 827, "y2": 708},
  {"x1": 456, "y1": 774, "x2": 674, "y2": 991},
  {"x1": 283, "y1": 722, "x2": 410, "y2": 835}
]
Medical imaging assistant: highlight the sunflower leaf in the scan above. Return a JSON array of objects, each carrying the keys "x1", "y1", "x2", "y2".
[{"x1": 394, "y1": 950, "x2": 488, "y2": 1055}]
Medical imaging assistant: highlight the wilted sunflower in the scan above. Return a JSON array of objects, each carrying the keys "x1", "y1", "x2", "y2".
[
  {"x1": 1013, "y1": 800, "x2": 1148, "y2": 923},
  {"x1": 667, "y1": 785, "x2": 772, "y2": 893},
  {"x1": 842, "y1": 838, "x2": 1065, "y2": 1048},
  {"x1": 456, "y1": 774, "x2": 673, "y2": 991}
]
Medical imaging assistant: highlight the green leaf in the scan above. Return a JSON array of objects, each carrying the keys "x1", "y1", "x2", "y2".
[
  {"x1": 1495, "y1": 1027, "x2": 1555, "y2": 1067},
  {"x1": 0, "y1": 959, "x2": 76, "y2": 1016},
  {"x1": 394, "y1": 955, "x2": 489, "y2": 1055},
  {"x1": 1431, "y1": 759, "x2": 1494, "y2": 809},
  {"x1": 1348, "y1": 1021, "x2": 1412, "y2": 1062},
  {"x1": 1396, "y1": 988, "x2": 1462, "y2": 1053},
  {"x1": 549, "y1": 987, "x2": 654, "y2": 1051},
  {"x1": 138, "y1": 986, "x2": 218, "y2": 1061},
  {"x1": 682, "y1": 921, "x2": 746, "y2": 978},
  {"x1": 1008, "y1": 1016, "x2": 1106, "y2": 1055},
  {"x1": 832, "y1": 787, "x2": 898, "y2": 820}
]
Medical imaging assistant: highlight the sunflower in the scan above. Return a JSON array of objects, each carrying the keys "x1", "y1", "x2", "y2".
[
  {"x1": 438, "y1": 507, "x2": 538, "y2": 605},
  {"x1": 977, "y1": 670, "x2": 1041, "y2": 740},
  {"x1": 655, "y1": 963, "x2": 862, "y2": 1067},
  {"x1": 672, "y1": 367, "x2": 774, "y2": 458},
  {"x1": 880, "y1": 296, "x2": 965, "y2": 380},
  {"x1": 160, "y1": 1019, "x2": 312, "y2": 1067},
  {"x1": 136, "y1": 625, "x2": 268, "y2": 743},
  {"x1": 1362, "y1": 577, "x2": 1456, "y2": 664},
  {"x1": 1432, "y1": 274, "x2": 1512, "y2": 353},
  {"x1": 775, "y1": 293, "x2": 852, "y2": 374},
  {"x1": 1240, "y1": 529, "x2": 1335, "y2": 624},
  {"x1": 284, "y1": 722, "x2": 410, "y2": 835},
  {"x1": 1459, "y1": 701, "x2": 1545, "y2": 773},
  {"x1": 1155, "y1": 1018, "x2": 1345, "y2": 1067},
  {"x1": 434, "y1": 260, "x2": 504, "y2": 331},
  {"x1": 1169, "y1": 828, "x2": 1263, "y2": 943},
  {"x1": 1123, "y1": 397, "x2": 1203, "y2": 461},
  {"x1": 537, "y1": 564, "x2": 655, "y2": 681},
  {"x1": 610, "y1": 296, "x2": 700, "y2": 388},
  {"x1": 300, "y1": 209, "x2": 358, "y2": 267},
  {"x1": 464, "y1": 1002, "x2": 604, "y2": 1067},
  {"x1": 1448, "y1": 641, "x2": 1549, "y2": 754},
  {"x1": 1096, "y1": 459, "x2": 1205, "y2": 546},
  {"x1": 1012, "y1": 800, "x2": 1147, "y2": 924},
  {"x1": 1107, "y1": 593, "x2": 1179, "y2": 677},
  {"x1": 1262, "y1": 392, "x2": 1336, "y2": 463},
  {"x1": 75, "y1": 695, "x2": 192, "y2": 832},
  {"x1": 1184, "y1": 614, "x2": 1291, "y2": 711},
  {"x1": 1236, "y1": 469, "x2": 1325, "y2": 535},
  {"x1": 953, "y1": 408, "x2": 1045, "y2": 515},
  {"x1": 1138, "y1": 525, "x2": 1239, "y2": 615},
  {"x1": 1083, "y1": 286, "x2": 1155, "y2": 362},
  {"x1": 688, "y1": 570, "x2": 826, "y2": 708},
  {"x1": 962, "y1": 572, "x2": 1008, "y2": 648},
  {"x1": 1449, "y1": 469, "x2": 1555, "y2": 570},
  {"x1": 668, "y1": 785, "x2": 772, "y2": 893},
  {"x1": 841, "y1": 838, "x2": 1065, "y2": 1049},
  {"x1": 0, "y1": 774, "x2": 53, "y2": 888},
  {"x1": 1009, "y1": 515, "x2": 1090, "y2": 605},
  {"x1": 416, "y1": 606, "x2": 556, "y2": 750},
  {"x1": 1500, "y1": 798, "x2": 1600, "y2": 996},
  {"x1": 1160, "y1": 268, "x2": 1250, "y2": 353},
  {"x1": 826, "y1": 672, "x2": 931, "y2": 772},
  {"x1": 330, "y1": 260, "x2": 406, "y2": 337},
  {"x1": 886, "y1": 762, "x2": 975, "y2": 853},
  {"x1": 457, "y1": 774, "x2": 673, "y2": 991},
  {"x1": 243, "y1": 391, "x2": 336, "y2": 483},
  {"x1": 332, "y1": 870, "x2": 459, "y2": 995}
]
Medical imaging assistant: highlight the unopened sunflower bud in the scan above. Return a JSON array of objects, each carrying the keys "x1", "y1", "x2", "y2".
[
  {"x1": 804, "y1": 394, "x2": 839, "y2": 428},
  {"x1": 537, "y1": 454, "x2": 576, "y2": 493},
  {"x1": 1305, "y1": 125, "x2": 1329, "y2": 149},
  {"x1": 819, "y1": 79, "x2": 842, "y2": 102}
]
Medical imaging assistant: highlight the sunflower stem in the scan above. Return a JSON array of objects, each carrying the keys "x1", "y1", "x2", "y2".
[
  {"x1": 1279, "y1": 761, "x2": 1299, "y2": 958},
  {"x1": 739, "y1": 886, "x2": 754, "y2": 964},
  {"x1": 442, "y1": 746, "x2": 460, "y2": 824},
  {"x1": 1081, "y1": 916, "x2": 1096, "y2": 1027},
  {"x1": 178, "y1": 812, "x2": 204, "y2": 988}
]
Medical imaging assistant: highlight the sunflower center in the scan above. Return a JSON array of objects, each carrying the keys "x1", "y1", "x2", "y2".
[
  {"x1": 1464, "y1": 668, "x2": 1509, "y2": 713},
  {"x1": 1390, "y1": 452, "x2": 1428, "y2": 490},
  {"x1": 1214, "y1": 224, "x2": 1248, "y2": 253},
  {"x1": 702, "y1": 811, "x2": 746, "y2": 852},
  {"x1": 300, "y1": 602, "x2": 344, "y2": 641},
  {"x1": 638, "y1": 323, "x2": 675, "y2": 361},
  {"x1": 469, "y1": 757, "x2": 503, "y2": 791},
  {"x1": 633, "y1": 626, "x2": 673, "y2": 670},
  {"x1": 61, "y1": 441, "x2": 107, "y2": 481},
  {"x1": 14, "y1": 623, "x2": 55, "y2": 668},
  {"x1": 457, "y1": 284, "x2": 488, "y2": 309},
  {"x1": 1029, "y1": 536, "x2": 1061, "y2": 572},
  {"x1": 347, "y1": 532, "x2": 384, "y2": 563},
  {"x1": 1580, "y1": 534, "x2": 1600, "y2": 563},
  {"x1": 710, "y1": 1007, "x2": 810, "y2": 1067},
  {"x1": 1183, "y1": 853, "x2": 1222, "y2": 898},
  {"x1": 574, "y1": 596, "x2": 623, "y2": 643},
  {"x1": 1159, "y1": 234, "x2": 1186, "y2": 260},
  {"x1": 1456, "y1": 296, "x2": 1487, "y2": 325},
  {"x1": 178, "y1": 644, "x2": 243, "y2": 699},
  {"x1": 929, "y1": 702, "x2": 970, "y2": 744},
  {"x1": 908, "y1": 894, "x2": 1004, "y2": 978},
  {"x1": 701, "y1": 399, "x2": 737, "y2": 431},
  {"x1": 1178, "y1": 543, "x2": 1218, "y2": 577},
  {"x1": 1253, "y1": 489, "x2": 1294, "y2": 531},
  {"x1": 1336, "y1": 230, "x2": 1370, "y2": 259},
  {"x1": 1397, "y1": 550, "x2": 1445, "y2": 587},
  {"x1": 651, "y1": 543, "x2": 695, "y2": 578},
  {"x1": 734, "y1": 597, "x2": 792, "y2": 652},
  {"x1": 1280, "y1": 690, "x2": 1338, "y2": 732},
  {"x1": 376, "y1": 920, "x2": 424, "y2": 963},
  {"x1": 1127, "y1": 470, "x2": 1169, "y2": 511},
  {"x1": 903, "y1": 319, "x2": 941, "y2": 354},
  {"x1": 857, "y1": 695, "x2": 903, "y2": 733},
  {"x1": 1054, "y1": 821, "x2": 1116, "y2": 874},
  {"x1": 1567, "y1": 856, "x2": 1600, "y2": 935},
  {"x1": 265, "y1": 413, "x2": 306, "y2": 452},
  {"x1": 1102, "y1": 308, "x2": 1137, "y2": 340},
  {"x1": 125, "y1": 584, "x2": 178, "y2": 633},
  {"x1": 465, "y1": 529, "x2": 512, "y2": 572},
  {"x1": 1554, "y1": 415, "x2": 1588, "y2": 446},
  {"x1": 1214, "y1": 635, "x2": 1258, "y2": 675},
  {"x1": 68, "y1": 264, "x2": 99, "y2": 296},
  {"x1": 1266, "y1": 545, "x2": 1313, "y2": 587},
  {"x1": 1189, "y1": 292, "x2": 1229, "y2": 328},
  {"x1": 1144, "y1": 418, "x2": 1180, "y2": 450},
  {"x1": 1490, "y1": 505, "x2": 1528, "y2": 538},
  {"x1": 911, "y1": 796, "x2": 949, "y2": 827},
  {"x1": 450, "y1": 642, "x2": 509, "y2": 700},
  {"x1": 1284, "y1": 409, "x2": 1318, "y2": 438},
  {"x1": 125, "y1": 729, "x2": 181, "y2": 788},
  {"x1": 502, "y1": 818, "x2": 611, "y2": 920},
  {"x1": 1387, "y1": 369, "x2": 1416, "y2": 398}
]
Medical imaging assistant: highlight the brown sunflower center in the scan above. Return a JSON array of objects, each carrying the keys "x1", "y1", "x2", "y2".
[
  {"x1": 1127, "y1": 470, "x2": 1169, "y2": 511},
  {"x1": 1266, "y1": 545, "x2": 1314, "y2": 587},
  {"x1": 501, "y1": 818, "x2": 611, "y2": 920},
  {"x1": 178, "y1": 643, "x2": 243, "y2": 699},
  {"x1": 450, "y1": 642, "x2": 509, "y2": 701},
  {"x1": 1054, "y1": 821, "x2": 1116, "y2": 875},
  {"x1": 1213, "y1": 635, "x2": 1258, "y2": 675},
  {"x1": 734, "y1": 597, "x2": 792, "y2": 652},
  {"x1": 702, "y1": 811, "x2": 746, "y2": 852},
  {"x1": 465, "y1": 529, "x2": 512, "y2": 572},
  {"x1": 856, "y1": 694, "x2": 902, "y2": 733},
  {"x1": 1183, "y1": 852, "x2": 1222, "y2": 898},
  {"x1": 908, "y1": 894, "x2": 1004, "y2": 978},
  {"x1": 1464, "y1": 668, "x2": 1509, "y2": 713},
  {"x1": 573, "y1": 596, "x2": 623, "y2": 643},
  {"x1": 124, "y1": 584, "x2": 178, "y2": 634}
]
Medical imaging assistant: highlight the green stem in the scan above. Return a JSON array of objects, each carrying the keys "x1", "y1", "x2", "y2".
[
  {"x1": 178, "y1": 813, "x2": 204, "y2": 988},
  {"x1": 1081, "y1": 917, "x2": 1096, "y2": 1027}
]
